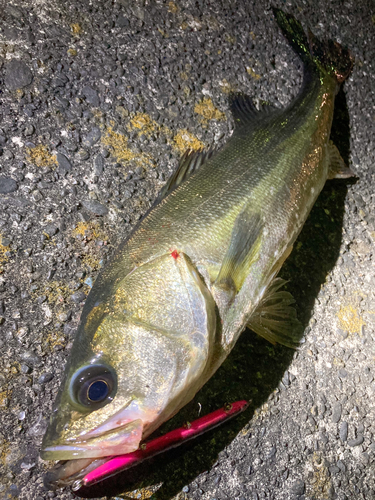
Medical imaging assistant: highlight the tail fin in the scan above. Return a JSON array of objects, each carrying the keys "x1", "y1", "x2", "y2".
[{"x1": 272, "y1": 8, "x2": 353, "y2": 83}]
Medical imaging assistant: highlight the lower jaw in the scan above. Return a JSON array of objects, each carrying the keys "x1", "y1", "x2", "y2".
[
  {"x1": 44, "y1": 457, "x2": 109, "y2": 490},
  {"x1": 42, "y1": 421, "x2": 145, "y2": 488}
]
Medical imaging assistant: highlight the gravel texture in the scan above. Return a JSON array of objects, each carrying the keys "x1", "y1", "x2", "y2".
[{"x1": 0, "y1": 1, "x2": 374, "y2": 500}]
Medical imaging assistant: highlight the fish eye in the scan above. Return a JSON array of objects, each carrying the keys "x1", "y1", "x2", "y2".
[
  {"x1": 69, "y1": 364, "x2": 117, "y2": 411},
  {"x1": 87, "y1": 380, "x2": 109, "y2": 402}
]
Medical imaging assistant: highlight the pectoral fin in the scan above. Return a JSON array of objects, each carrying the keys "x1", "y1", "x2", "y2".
[
  {"x1": 214, "y1": 209, "x2": 263, "y2": 294},
  {"x1": 327, "y1": 141, "x2": 355, "y2": 179},
  {"x1": 247, "y1": 278, "x2": 303, "y2": 348}
]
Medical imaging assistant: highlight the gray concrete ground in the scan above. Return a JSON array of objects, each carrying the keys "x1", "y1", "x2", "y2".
[{"x1": 0, "y1": 0, "x2": 374, "y2": 499}]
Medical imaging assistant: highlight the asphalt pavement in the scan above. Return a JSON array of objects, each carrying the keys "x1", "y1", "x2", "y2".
[{"x1": 0, "y1": 0, "x2": 374, "y2": 499}]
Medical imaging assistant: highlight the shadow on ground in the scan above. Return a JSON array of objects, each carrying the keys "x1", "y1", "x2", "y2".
[{"x1": 74, "y1": 88, "x2": 355, "y2": 500}]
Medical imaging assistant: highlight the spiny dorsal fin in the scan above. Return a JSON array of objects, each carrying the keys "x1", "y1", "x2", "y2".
[
  {"x1": 229, "y1": 93, "x2": 277, "y2": 130},
  {"x1": 157, "y1": 148, "x2": 216, "y2": 202},
  {"x1": 247, "y1": 277, "x2": 303, "y2": 349}
]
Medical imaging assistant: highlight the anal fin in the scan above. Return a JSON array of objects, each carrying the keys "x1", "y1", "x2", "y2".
[
  {"x1": 327, "y1": 141, "x2": 356, "y2": 179},
  {"x1": 247, "y1": 278, "x2": 303, "y2": 349}
]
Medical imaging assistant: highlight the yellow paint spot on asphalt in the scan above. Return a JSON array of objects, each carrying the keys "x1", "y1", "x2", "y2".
[
  {"x1": 225, "y1": 33, "x2": 236, "y2": 44},
  {"x1": 101, "y1": 126, "x2": 153, "y2": 166},
  {"x1": 173, "y1": 129, "x2": 204, "y2": 154},
  {"x1": 306, "y1": 453, "x2": 332, "y2": 500},
  {"x1": 205, "y1": 16, "x2": 220, "y2": 31},
  {"x1": 124, "y1": 484, "x2": 162, "y2": 499},
  {"x1": 129, "y1": 113, "x2": 157, "y2": 134},
  {"x1": 44, "y1": 331, "x2": 67, "y2": 351},
  {"x1": 70, "y1": 221, "x2": 108, "y2": 272},
  {"x1": 219, "y1": 78, "x2": 236, "y2": 94},
  {"x1": 92, "y1": 109, "x2": 103, "y2": 120},
  {"x1": 81, "y1": 254, "x2": 101, "y2": 271},
  {"x1": 337, "y1": 304, "x2": 365, "y2": 334},
  {"x1": 101, "y1": 127, "x2": 136, "y2": 163},
  {"x1": 70, "y1": 23, "x2": 82, "y2": 35},
  {"x1": 72, "y1": 221, "x2": 91, "y2": 238},
  {"x1": 0, "y1": 235, "x2": 10, "y2": 271},
  {"x1": 0, "y1": 441, "x2": 10, "y2": 466},
  {"x1": 26, "y1": 145, "x2": 57, "y2": 167},
  {"x1": 168, "y1": 1, "x2": 179, "y2": 14},
  {"x1": 194, "y1": 97, "x2": 225, "y2": 122},
  {"x1": 0, "y1": 390, "x2": 10, "y2": 408},
  {"x1": 246, "y1": 67, "x2": 261, "y2": 80},
  {"x1": 33, "y1": 281, "x2": 72, "y2": 306},
  {"x1": 158, "y1": 27, "x2": 168, "y2": 37},
  {"x1": 72, "y1": 221, "x2": 108, "y2": 241}
]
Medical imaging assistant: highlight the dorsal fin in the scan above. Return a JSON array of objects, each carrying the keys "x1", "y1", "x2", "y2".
[
  {"x1": 229, "y1": 93, "x2": 277, "y2": 130},
  {"x1": 157, "y1": 148, "x2": 216, "y2": 201}
]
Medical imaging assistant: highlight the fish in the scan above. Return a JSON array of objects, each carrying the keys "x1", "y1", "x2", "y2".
[{"x1": 41, "y1": 9, "x2": 353, "y2": 488}]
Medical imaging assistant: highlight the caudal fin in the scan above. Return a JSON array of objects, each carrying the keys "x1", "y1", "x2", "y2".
[{"x1": 273, "y1": 8, "x2": 353, "y2": 83}]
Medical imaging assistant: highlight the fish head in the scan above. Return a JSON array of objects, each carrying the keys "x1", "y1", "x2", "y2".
[
  {"x1": 41, "y1": 251, "x2": 217, "y2": 486},
  {"x1": 41, "y1": 360, "x2": 145, "y2": 463},
  {"x1": 40, "y1": 318, "x2": 181, "y2": 462}
]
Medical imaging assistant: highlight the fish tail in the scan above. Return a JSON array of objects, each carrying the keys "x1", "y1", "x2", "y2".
[{"x1": 273, "y1": 8, "x2": 353, "y2": 83}]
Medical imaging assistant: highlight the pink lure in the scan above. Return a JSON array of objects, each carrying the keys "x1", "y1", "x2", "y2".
[{"x1": 73, "y1": 400, "x2": 248, "y2": 491}]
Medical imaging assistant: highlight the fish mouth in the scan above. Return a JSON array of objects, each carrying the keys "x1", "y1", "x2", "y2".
[
  {"x1": 42, "y1": 403, "x2": 160, "y2": 489},
  {"x1": 41, "y1": 418, "x2": 144, "y2": 461},
  {"x1": 42, "y1": 419, "x2": 144, "y2": 490},
  {"x1": 44, "y1": 457, "x2": 107, "y2": 490}
]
